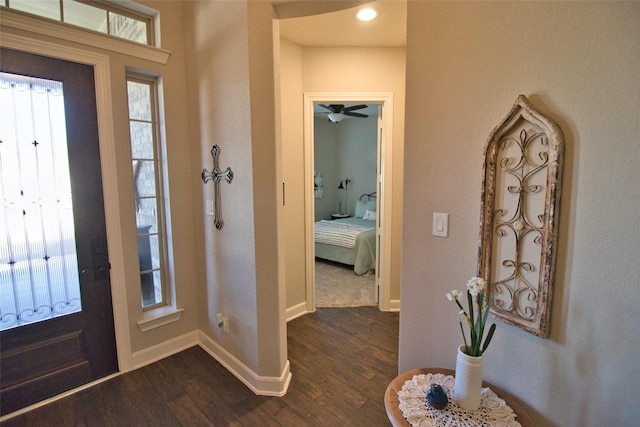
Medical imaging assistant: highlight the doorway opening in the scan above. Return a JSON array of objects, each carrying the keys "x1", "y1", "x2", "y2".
[
  {"x1": 312, "y1": 102, "x2": 379, "y2": 308},
  {"x1": 304, "y1": 92, "x2": 394, "y2": 312}
]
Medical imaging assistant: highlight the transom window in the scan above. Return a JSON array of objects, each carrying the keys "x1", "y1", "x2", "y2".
[{"x1": 1, "y1": 0, "x2": 153, "y2": 45}]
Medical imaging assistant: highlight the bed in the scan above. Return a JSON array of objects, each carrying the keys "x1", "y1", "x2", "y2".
[{"x1": 314, "y1": 194, "x2": 377, "y2": 275}]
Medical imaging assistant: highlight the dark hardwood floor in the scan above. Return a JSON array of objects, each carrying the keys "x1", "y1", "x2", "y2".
[{"x1": 1, "y1": 307, "x2": 399, "y2": 426}]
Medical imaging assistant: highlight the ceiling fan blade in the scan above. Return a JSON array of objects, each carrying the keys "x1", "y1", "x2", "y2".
[
  {"x1": 344, "y1": 112, "x2": 368, "y2": 118},
  {"x1": 342, "y1": 104, "x2": 368, "y2": 112},
  {"x1": 318, "y1": 104, "x2": 337, "y2": 113}
]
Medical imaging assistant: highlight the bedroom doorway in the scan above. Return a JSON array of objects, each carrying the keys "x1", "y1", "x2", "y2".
[{"x1": 304, "y1": 92, "x2": 394, "y2": 312}]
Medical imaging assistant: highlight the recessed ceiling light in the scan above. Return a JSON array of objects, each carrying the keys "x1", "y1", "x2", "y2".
[{"x1": 356, "y1": 8, "x2": 377, "y2": 22}]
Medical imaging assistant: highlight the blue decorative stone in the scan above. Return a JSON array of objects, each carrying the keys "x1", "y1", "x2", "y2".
[{"x1": 427, "y1": 383, "x2": 448, "y2": 410}]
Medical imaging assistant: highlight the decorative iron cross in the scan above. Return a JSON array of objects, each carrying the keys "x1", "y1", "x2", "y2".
[{"x1": 201, "y1": 145, "x2": 234, "y2": 230}]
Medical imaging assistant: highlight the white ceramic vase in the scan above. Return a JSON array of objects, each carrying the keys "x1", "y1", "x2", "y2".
[{"x1": 453, "y1": 345, "x2": 484, "y2": 410}]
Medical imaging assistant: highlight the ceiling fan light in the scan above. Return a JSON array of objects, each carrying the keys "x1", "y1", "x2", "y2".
[
  {"x1": 328, "y1": 112, "x2": 345, "y2": 123},
  {"x1": 356, "y1": 8, "x2": 377, "y2": 21}
]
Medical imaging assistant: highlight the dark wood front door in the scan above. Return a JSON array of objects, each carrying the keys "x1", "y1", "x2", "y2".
[{"x1": 0, "y1": 48, "x2": 118, "y2": 415}]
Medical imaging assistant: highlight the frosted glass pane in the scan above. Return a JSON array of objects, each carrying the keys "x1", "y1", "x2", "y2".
[
  {"x1": 130, "y1": 122, "x2": 154, "y2": 158},
  {"x1": 63, "y1": 0, "x2": 108, "y2": 34},
  {"x1": 127, "y1": 81, "x2": 152, "y2": 121},
  {"x1": 0, "y1": 72, "x2": 82, "y2": 331},
  {"x1": 135, "y1": 198, "x2": 158, "y2": 232},
  {"x1": 10, "y1": 0, "x2": 60, "y2": 20},
  {"x1": 110, "y1": 12, "x2": 147, "y2": 44},
  {"x1": 133, "y1": 160, "x2": 157, "y2": 198}
]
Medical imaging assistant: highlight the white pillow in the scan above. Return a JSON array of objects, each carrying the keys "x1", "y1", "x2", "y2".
[
  {"x1": 363, "y1": 209, "x2": 376, "y2": 221},
  {"x1": 355, "y1": 200, "x2": 377, "y2": 217},
  {"x1": 366, "y1": 200, "x2": 376, "y2": 212},
  {"x1": 355, "y1": 200, "x2": 368, "y2": 218}
]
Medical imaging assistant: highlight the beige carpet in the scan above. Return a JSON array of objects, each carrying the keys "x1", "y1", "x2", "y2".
[{"x1": 315, "y1": 259, "x2": 376, "y2": 307}]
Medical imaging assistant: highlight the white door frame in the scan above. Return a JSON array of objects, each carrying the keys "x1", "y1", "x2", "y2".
[{"x1": 304, "y1": 92, "x2": 394, "y2": 311}]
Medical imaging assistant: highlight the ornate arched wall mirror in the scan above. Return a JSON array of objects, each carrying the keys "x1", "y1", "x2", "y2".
[{"x1": 478, "y1": 95, "x2": 564, "y2": 338}]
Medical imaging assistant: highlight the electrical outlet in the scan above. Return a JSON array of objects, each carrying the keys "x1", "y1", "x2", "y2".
[{"x1": 216, "y1": 313, "x2": 230, "y2": 333}]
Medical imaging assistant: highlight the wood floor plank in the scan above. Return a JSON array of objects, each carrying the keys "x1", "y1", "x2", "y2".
[
  {"x1": 167, "y1": 394, "x2": 215, "y2": 426},
  {"x1": 1, "y1": 307, "x2": 399, "y2": 426}
]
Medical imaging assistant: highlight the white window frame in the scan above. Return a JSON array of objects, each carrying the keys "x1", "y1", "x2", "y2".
[
  {"x1": 126, "y1": 72, "x2": 168, "y2": 311},
  {"x1": 125, "y1": 72, "x2": 182, "y2": 332}
]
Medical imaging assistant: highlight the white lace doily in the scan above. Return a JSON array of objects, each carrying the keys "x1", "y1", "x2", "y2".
[{"x1": 397, "y1": 373, "x2": 522, "y2": 427}]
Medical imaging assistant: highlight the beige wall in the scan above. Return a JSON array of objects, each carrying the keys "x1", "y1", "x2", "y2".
[
  {"x1": 278, "y1": 38, "x2": 307, "y2": 309},
  {"x1": 279, "y1": 44, "x2": 406, "y2": 308},
  {"x1": 401, "y1": 2, "x2": 640, "y2": 425},
  {"x1": 313, "y1": 117, "x2": 340, "y2": 220},
  {"x1": 183, "y1": 0, "x2": 286, "y2": 377}
]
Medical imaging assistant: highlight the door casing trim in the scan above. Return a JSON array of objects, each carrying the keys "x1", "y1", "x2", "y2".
[{"x1": 303, "y1": 92, "x2": 394, "y2": 311}]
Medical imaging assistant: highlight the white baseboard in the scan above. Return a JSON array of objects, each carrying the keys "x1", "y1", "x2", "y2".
[
  {"x1": 286, "y1": 301, "x2": 308, "y2": 322},
  {"x1": 387, "y1": 299, "x2": 400, "y2": 312},
  {"x1": 130, "y1": 329, "x2": 292, "y2": 396},
  {"x1": 198, "y1": 331, "x2": 291, "y2": 397},
  {"x1": 130, "y1": 330, "x2": 199, "y2": 371}
]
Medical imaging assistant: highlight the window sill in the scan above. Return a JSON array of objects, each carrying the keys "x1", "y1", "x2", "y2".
[
  {"x1": 137, "y1": 306, "x2": 184, "y2": 332},
  {"x1": 1, "y1": 9, "x2": 171, "y2": 65}
]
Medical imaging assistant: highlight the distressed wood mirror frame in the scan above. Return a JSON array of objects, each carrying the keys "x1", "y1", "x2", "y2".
[{"x1": 478, "y1": 95, "x2": 564, "y2": 338}]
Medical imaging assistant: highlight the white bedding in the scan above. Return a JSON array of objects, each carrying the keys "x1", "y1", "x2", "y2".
[
  {"x1": 314, "y1": 217, "x2": 377, "y2": 275},
  {"x1": 314, "y1": 220, "x2": 374, "y2": 248}
]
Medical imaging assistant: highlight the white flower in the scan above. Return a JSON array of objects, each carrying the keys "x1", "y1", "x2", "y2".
[
  {"x1": 446, "y1": 290, "x2": 461, "y2": 301},
  {"x1": 466, "y1": 277, "x2": 486, "y2": 296},
  {"x1": 446, "y1": 276, "x2": 496, "y2": 357}
]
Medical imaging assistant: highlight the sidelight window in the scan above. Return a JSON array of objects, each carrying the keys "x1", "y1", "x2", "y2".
[{"x1": 126, "y1": 74, "x2": 168, "y2": 309}]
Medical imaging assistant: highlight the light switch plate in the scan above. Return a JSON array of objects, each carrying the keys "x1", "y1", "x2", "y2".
[
  {"x1": 433, "y1": 212, "x2": 449, "y2": 237},
  {"x1": 206, "y1": 200, "x2": 214, "y2": 216}
]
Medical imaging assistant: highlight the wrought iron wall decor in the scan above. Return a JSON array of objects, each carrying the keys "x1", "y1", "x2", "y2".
[
  {"x1": 478, "y1": 95, "x2": 564, "y2": 338},
  {"x1": 202, "y1": 145, "x2": 234, "y2": 230}
]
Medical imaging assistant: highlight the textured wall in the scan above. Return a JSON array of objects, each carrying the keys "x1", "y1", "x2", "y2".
[{"x1": 400, "y1": 2, "x2": 640, "y2": 425}]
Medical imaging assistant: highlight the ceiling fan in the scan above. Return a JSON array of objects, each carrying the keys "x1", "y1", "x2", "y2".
[{"x1": 319, "y1": 104, "x2": 368, "y2": 123}]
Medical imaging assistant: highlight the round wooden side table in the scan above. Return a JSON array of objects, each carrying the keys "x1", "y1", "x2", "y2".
[{"x1": 384, "y1": 368, "x2": 533, "y2": 427}]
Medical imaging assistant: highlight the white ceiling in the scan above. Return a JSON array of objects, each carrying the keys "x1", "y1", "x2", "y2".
[
  {"x1": 280, "y1": 1, "x2": 406, "y2": 118},
  {"x1": 278, "y1": 0, "x2": 407, "y2": 48}
]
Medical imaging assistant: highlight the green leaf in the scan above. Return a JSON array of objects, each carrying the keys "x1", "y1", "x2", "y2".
[
  {"x1": 467, "y1": 291, "x2": 475, "y2": 333},
  {"x1": 459, "y1": 320, "x2": 468, "y2": 350},
  {"x1": 480, "y1": 323, "x2": 496, "y2": 355},
  {"x1": 475, "y1": 292, "x2": 484, "y2": 355}
]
